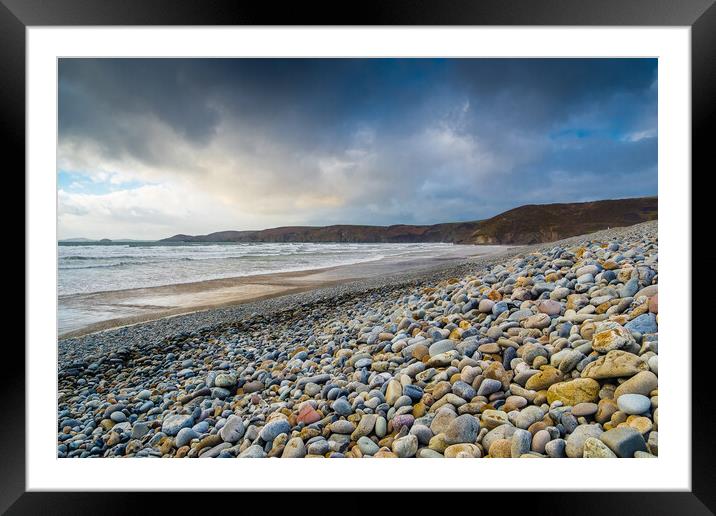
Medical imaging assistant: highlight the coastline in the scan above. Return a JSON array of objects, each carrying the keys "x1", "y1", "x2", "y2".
[
  {"x1": 58, "y1": 221, "x2": 658, "y2": 459},
  {"x1": 58, "y1": 244, "x2": 508, "y2": 339}
]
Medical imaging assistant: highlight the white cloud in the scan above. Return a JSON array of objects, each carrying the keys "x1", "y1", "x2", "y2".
[
  {"x1": 622, "y1": 128, "x2": 657, "y2": 142},
  {"x1": 58, "y1": 184, "x2": 237, "y2": 240}
]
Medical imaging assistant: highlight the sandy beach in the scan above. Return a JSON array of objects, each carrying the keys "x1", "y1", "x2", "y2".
[{"x1": 59, "y1": 244, "x2": 509, "y2": 338}]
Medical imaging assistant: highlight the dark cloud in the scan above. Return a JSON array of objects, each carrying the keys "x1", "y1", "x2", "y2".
[
  {"x1": 60, "y1": 59, "x2": 221, "y2": 141},
  {"x1": 58, "y1": 58, "x2": 657, "y2": 233}
]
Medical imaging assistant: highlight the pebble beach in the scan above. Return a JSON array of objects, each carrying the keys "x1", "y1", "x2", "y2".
[{"x1": 57, "y1": 220, "x2": 658, "y2": 459}]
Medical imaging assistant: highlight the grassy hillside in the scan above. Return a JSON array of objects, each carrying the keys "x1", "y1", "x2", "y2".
[
  {"x1": 461, "y1": 197, "x2": 657, "y2": 244},
  {"x1": 162, "y1": 196, "x2": 657, "y2": 245}
]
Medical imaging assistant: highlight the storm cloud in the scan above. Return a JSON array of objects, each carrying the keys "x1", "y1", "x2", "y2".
[{"x1": 57, "y1": 58, "x2": 657, "y2": 240}]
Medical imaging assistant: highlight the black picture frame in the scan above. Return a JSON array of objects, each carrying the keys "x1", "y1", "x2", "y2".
[{"x1": 4, "y1": 0, "x2": 712, "y2": 513}]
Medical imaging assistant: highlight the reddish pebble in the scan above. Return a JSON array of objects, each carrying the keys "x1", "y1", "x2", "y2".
[{"x1": 297, "y1": 404, "x2": 321, "y2": 424}]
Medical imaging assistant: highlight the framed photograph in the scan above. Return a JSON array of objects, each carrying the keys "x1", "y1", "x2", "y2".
[{"x1": 7, "y1": 0, "x2": 711, "y2": 512}]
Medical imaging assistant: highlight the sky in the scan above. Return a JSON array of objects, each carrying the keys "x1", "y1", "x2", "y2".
[{"x1": 58, "y1": 58, "x2": 657, "y2": 240}]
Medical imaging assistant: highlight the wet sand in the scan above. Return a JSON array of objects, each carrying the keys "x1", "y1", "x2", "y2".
[{"x1": 58, "y1": 245, "x2": 509, "y2": 338}]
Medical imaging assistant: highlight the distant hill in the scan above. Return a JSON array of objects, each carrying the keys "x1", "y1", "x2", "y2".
[
  {"x1": 162, "y1": 223, "x2": 481, "y2": 244},
  {"x1": 460, "y1": 196, "x2": 658, "y2": 245},
  {"x1": 161, "y1": 196, "x2": 657, "y2": 245}
]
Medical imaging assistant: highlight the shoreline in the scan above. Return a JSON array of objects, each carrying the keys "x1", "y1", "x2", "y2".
[
  {"x1": 58, "y1": 244, "x2": 509, "y2": 339},
  {"x1": 58, "y1": 244, "x2": 526, "y2": 365},
  {"x1": 57, "y1": 224, "x2": 649, "y2": 358},
  {"x1": 58, "y1": 266, "x2": 351, "y2": 339}
]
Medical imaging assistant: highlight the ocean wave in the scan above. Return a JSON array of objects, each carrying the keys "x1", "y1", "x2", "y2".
[
  {"x1": 59, "y1": 260, "x2": 151, "y2": 270},
  {"x1": 57, "y1": 242, "x2": 454, "y2": 295},
  {"x1": 61, "y1": 250, "x2": 390, "y2": 265},
  {"x1": 62, "y1": 254, "x2": 141, "y2": 261}
]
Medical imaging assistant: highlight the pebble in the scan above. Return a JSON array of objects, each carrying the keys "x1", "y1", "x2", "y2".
[
  {"x1": 444, "y1": 443, "x2": 481, "y2": 458},
  {"x1": 391, "y1": 434, "x2": 418, "y2": 458},
  {"x1": 352, "y1": 414, "x2": 378, "y2": 440},
  {"x1": 444, "y1": 414, "x2": 480, "y2": 445},
  {"x1": 481, "y1": 409, "x2": 510, "y2": 429},
  {"x1": 591, "y1": 321, "x2": 635, "y2": 352},
  {"x1": 537, "y1": 300, "x2": 562, "y2": 316},
  {"x1": 565, "y1": 424, "x2": 603, "y2": 458},
  {"x1": 489, "y1": 439, "x2": 512, "y2": 458},
  {"x1": 648, "y1": 355, "x2": 658, "y2": 375},
  {"x1": 599, "y1": 427, "x2": 647, "y2": 457},
  {"x1": 238, "y1": 445, "x2": 266, "y2": 458},
  {"x1": 583, "y1": 437, "x2": 617, "y2": 458},
  {"x1": 110, "y1": 412, "x2": 127, "y2": 423},
  {"x1": 616, "y1": 394, "x2": 651, "y2": 415},
  {"x1": 259, "y1": 419, "x2": 291, "y2": 442},
  {"x1": 477, "y1": 379, "x2": 502, "y2": 397},
  {"x1": 332, "y1": 398, "x2": 353, "y2": 416},
  {"x1": 429, "y1": 340, "x2": 456, "y2": 357},
  {"x1": 130, "y1": 422, "x2": 149, "y2": 439},
  {"x1": 357, "y1": 436, "x2": 380, "y2": 455},
  {"x1": 511, "y1": 429, "x2": 532, "y2": 458},
  {"x1": 375, "y1": 416, "x2": 387, "y2": 438},
  {"x1": 308, "y1": 440, "x2": 330, "y2": 455},
  {"x1": 545, "y1": 438, "x2": 566, "y2": 458},
  {"x1": 613, "y1": 371, "x2": 658, "y2": 398},
  {"x1": 582, "y1": 350, "x2": 649, "y2": 379},
  {"x1": 515, "y1": 406, "x2": 544, "y2": 429},
  {"x1": 330, "y1": 420, "x2": 356, "y2": 434},
  {"x1": 532, "y1": 429, "x2": 551, "y2": 453},
  {"x1": 175, "y1": 427, "x2": 199, "y2": 448},
  {"x1": 219, "y1": 415, "x2": 245, "y2": 443},
  {"x1": 161, "y1": 414, "x2": 194, "y2": 436},
  {"x1": 281, "y1": 437, "x2": 306, "y2": 458},
  {"x1": 625, "y1": 313, "x2": 658, "y2": 335},
  {"x1": 571, "y1": 402, "x2": 598, "y2": 417},
  {"x1": 297, "y1": 404, "x2": 322, "y2": 425}
]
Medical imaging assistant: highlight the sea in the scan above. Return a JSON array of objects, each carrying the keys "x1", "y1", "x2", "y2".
[{"x1": 58, "y1": 241, "x2": 458, "y2": 296}]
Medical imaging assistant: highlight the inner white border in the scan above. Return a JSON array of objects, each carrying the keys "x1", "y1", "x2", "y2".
[{"x1": 27, "y1": 27, "x2": 690, "y2": 491}]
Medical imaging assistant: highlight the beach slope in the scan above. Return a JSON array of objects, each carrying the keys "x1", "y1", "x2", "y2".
[{"x1": 58, "y1": 221, "x2": 658, "y2": 460}]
